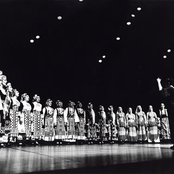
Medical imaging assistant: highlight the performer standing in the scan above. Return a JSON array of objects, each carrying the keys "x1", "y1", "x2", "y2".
[
  {"x1": 10, "y1": 89, "x2": 20, "y2": 142},
  {"x1": 4, "y1": 83, "x2": 13, "y2": 134},
  {"x1": 64, "y1": 101, "x2": 79, "y2": 141},
  {"x1": 116, "y1": 107, "x2": 127, "y2": 143},
  {"x1": 147, "y1": 105, "x2": 160, "y2": 143},
  {"x1": 53, "y1": 100, "x2": 66, "y2": 143},
  {"x1": 135, "y1": 105, "x2": 147, "y2": 143},
  {"x1": 98, "y1": 105, "x2": 107, "y2": 143},
  {"x1": 157, "y1": 77, "x2": 174, "y2": 149},
  {"x1": 32, "y1": 94, "x2": 42, "y2": 142},
  {"x1": 159, "y1": 103, "x2": 171, "y2": 141},
  {"x1": 126, "y1": 107, "x2": 137, "y2": 143},
  {"x1": 86, "y1": 102, "x2": 97, "y2": 144},
  {"x1": 76, "y1": 101, "x2": 86, "y2": 142},
  {"x1": 20, "y1": 93, "x2": 32, "y2": 141},
  {"x1": 107, "y1": 105, "x2": 117, "y2": 143},
  {"x1": 0, "y1": 75, "x2": 6, "y2": 133},
  {"x1": 42, "y1": 99, "x2": 54, "y2": 142}
]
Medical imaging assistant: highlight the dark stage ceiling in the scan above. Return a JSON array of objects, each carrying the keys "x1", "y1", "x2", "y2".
[{"x1": 0, "y1": 0, "x2": 174, "y2": 110}]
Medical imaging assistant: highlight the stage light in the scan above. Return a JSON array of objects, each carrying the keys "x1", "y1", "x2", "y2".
[
  {"x1": 30, "y1": 39, "x2": 34, "y2": 43},
  {"x1": 102, "y1": 55, "x2": 106, "y2": 58},
  {"x1": 167, "y1": 49, "x2": 171, "y2": 53},
  {"x1": 116, "y1": 37, "x2": 120, "y2": 40},
  {"x1": 163, "y1": 55, "x2": 167, "y2": 59},
  {"x1": 57, "y1": 16, "x2": 62, "y2": 20},
  {"x1": 137, "y1": 7, "x2": 141, "y2": 11},
  {"x1": 36, "y1": 35, "x2": 40, "y2": 39},
  {"x1": 127, "y1": 22, "x2": 131, "y2": 25},
  {"x1": 79, "y1": 0, "x2": 83, "y2": 1},
  {"x1": 99, "y1": 60, "x2": 102, "y2": 63},
  {"x1": 131, "y1": 14, "x2": 135, "y2": 17}
]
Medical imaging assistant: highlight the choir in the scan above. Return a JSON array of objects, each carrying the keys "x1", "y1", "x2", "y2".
[{"x1": 0, "y1": 70, "x2": 172, "y2": 146}]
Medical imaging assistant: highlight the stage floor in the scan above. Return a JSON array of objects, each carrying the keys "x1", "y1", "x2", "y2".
[{"x1": 0, "y1": 143, "x2": 174, "y2": 174}]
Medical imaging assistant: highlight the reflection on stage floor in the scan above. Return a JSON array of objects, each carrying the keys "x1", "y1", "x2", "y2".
[{"x1": 0, "y1": 144, "x2": 173, "y2": 174}]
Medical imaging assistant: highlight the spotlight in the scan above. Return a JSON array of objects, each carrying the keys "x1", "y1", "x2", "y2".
[
  {"x1": 102, "y1": 55, "x2": 106, "y2": 58},
  {"x1": 116, "y1": 37, "x2": 120, "y2": 41},
  {"x1": 57, "y1": 16, "x2": 62, "y2": 20},
  {"x1": 163, "y1": 55, "x2": 167, "y2": 59},
  {"x1": 30, "y1": 39, "x2": 34, "y2": 43},
  {"x1": 127, "y1": 22, "x2": 131, "y2": 25},
  {"x1": 36, "y1": 35, "x2": 40, "y2": 39},
  {"x1": 99, "y1": 60, "x2": 102, "y2": 63},
  {"x1": 137, "y1": 7, "x2": 141, "y2": 11},
  {"x1": 131, "y1": 14, "x2": 135, "y2": 17},
  {"x1": 167, "y1": 49, "x2": 171, "y2": 53}
]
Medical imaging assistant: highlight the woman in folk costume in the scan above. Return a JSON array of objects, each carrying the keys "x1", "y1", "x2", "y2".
[
  {"x1": 116, "y1": 107, "x2": 127, "y2": 143},
  {"x1": 159, "y1": 103, "x2": 171, "y2": 141},
  {"x1": 4, "y1": 82, "x2": 13, "y2": 134},
  {"x1": 0, "y1": 74, "x2": 7, "y2": 133},
  {"x1": 147, "y1": 105, "x2": 160, "y2": 143},
  {"x1": 19, "y1": 93, "x2": 32, "y2": 140},
  {"x1": 86, "y1": 102, "x2": 97, "y2": 143},
  {"x1": 32, "y1": 94, "x2": 42, "y2": 141},
  {"x1": 126, "y1": 107, "x2": 137, "y2": 143},
  {"x1": 107, "y1": 105, "x2": 117, "y2": 143},
  {"x1": 64, "y1": 101, "x2": 79, "y2": 140},
  {"x1": 76, "y1": 101, "x2": 86, "y2": 141},
  {"x1": 10, "y1": 89, "x2": 20, "y2": 141},
  {"x1": 135, "y1": 105, "x2": 147, "y2": 143},
  {"x1": 53, "y1": 100, "x2": 66, "y2": 143},
  {"x1": 42, "y1": 99, "x2": 54, "y2": 141},
  {"x1": 98, "y1": 105, "x2": 107, "y2": 143}
]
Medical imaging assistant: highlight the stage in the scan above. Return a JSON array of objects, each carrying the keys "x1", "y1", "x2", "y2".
[{"x1": 0, "y1": 143, "x2": 174, "y2": 174}]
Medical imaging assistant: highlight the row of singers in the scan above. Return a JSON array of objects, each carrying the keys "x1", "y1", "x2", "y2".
[{"x1": 1, "y1": 91, "x2": 171, "y2": 143}]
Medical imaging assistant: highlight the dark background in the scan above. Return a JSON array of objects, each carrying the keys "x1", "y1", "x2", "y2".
[{"x1": 0, "y1": 0, "x2": 174, "y2": 112}]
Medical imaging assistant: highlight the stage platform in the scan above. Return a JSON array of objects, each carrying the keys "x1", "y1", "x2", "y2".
[{"x1": 0, "y1": 143, "x2": 174, "y2": 174}]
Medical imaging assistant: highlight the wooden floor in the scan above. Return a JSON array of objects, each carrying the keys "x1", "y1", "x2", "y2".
[{"x1": 0, "y1": 143, "x2": 174, "y2": 174}]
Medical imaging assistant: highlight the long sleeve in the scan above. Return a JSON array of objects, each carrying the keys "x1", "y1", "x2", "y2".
[
  {"x1": 53, "y1": 109, "x2": 57, "y2": 125},
  {"x1": 74, "y1": 109, "x2": 79, "y2": 123},
  {"x1": 64, "y1": 108, "x2": 68, "y2": 123}
]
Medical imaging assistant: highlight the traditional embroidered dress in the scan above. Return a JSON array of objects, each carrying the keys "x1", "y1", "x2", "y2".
[
  {"x1": 76, "y1": 108, "x2": 86, "y2": 140},
  {"x1": 86, "y1": 108, "x2": 97, "y2": 141},
  {"x1": 32, "y1": 102, "x2": 42, "y2": 139},
  {"x1": 147, "y1": 111, "x2": 160, "y2": 143},
  {"x1": 126, "y1": 113, "x2": 137, "y2": 142},
  {"x1": 98, "y1": 110, "x2": 107, "y2": 142},
  {"x1": 64, "y1": 107, "x2": 79, "y2": 140},
  {"x1": 159, "y1": 108, "x2": 171, "y2": 140},
  {"x1": 4, "y1": 94, "x2": 12, "y2": 134},
  {"x1": 117, "y1": 111, "x2": 127, "y2": 142},
  {"x1": 136, "y1": 111, "x2": 147, "y2": 142},
  {"x1": 42, "y1": 106, "x2": 54, "y2": 141},
  {"x1": 53, "y1": 107, "x2": 66, "y2": 140},
  {"x1": 107, "y1": 111, "x2": 117, "y2": 141},
  {"x1": 21, "y1": 101, "x2": 32, "y2": 139},
  {"x1": 0, "y1": 85, "x2": 6, "y2": 133},
  {"x1": 10, "y1": 96, "x2": 20, "y2": 137}
]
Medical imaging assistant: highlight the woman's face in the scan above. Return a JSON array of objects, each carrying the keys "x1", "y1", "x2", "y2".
[
  {"x1": 137, "y1": 106, "x2": 142, "y2": 112},
  {"x1": 8, "y1": 85, "x2": 13, "y2": 92},
  {"x1": 128, "y1": 107, "x2": 132, "y2": 113},
  {"x1": 25, "y1": 95, "x2": 29, "y2": 102},
  {"x1": 99, "y1": 105, "x2": 104, "y2": 111},
  {"x1": 118, "y1": 107, "x2": 122, "y2": 112},
  {"x1": 78, "y1": 103, "x2": 82, "y2": 108},
  {"x1": 15, "y1": 90, "x2": 19, "y2": 97},
  {"x1": 37, "y1": 96, "x2": 40, "y2": 103},
  {"x1": 48, "y1": 101, "x2": 52, "y2": 107},
  {"x1": 149, "y1": 105, "x2": 153, "y2": 111},
  {"x1": 161, "y1": 103, "x2": 165, "y2": 109}
]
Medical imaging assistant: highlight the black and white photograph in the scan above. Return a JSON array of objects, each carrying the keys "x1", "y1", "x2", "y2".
[{"x1": 0, "y1": 0, "x2": 174, "y2": 173}]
